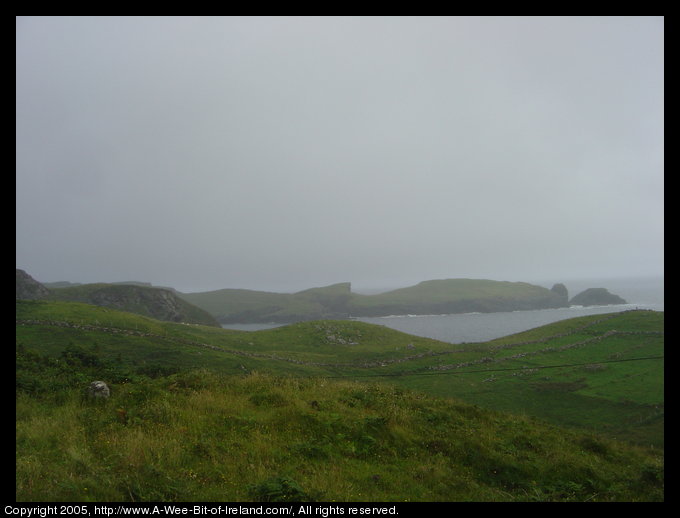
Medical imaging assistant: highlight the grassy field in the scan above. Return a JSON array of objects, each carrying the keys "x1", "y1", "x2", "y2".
[
  {"x1": 16, "y1": 300, "x2": 664, "y2": 501},
  {"x1": 385, "y1": 312, "x2": 664, "y2": 447}
]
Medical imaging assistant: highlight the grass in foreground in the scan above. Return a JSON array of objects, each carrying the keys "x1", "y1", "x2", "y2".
[
  {"x1": 16, "y1": 365, "x2": 663, "y2": 502},
  {"x1": 16, "y1": 301, "x2": 664, "y2": 501},
  {"x1": 16, "y1": 301, "x2": 664, "y2": 448}
]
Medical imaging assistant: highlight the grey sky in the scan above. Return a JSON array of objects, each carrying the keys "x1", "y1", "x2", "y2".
[{"x1": 16, "y1": 16, "x2": 664, "y2": 293}]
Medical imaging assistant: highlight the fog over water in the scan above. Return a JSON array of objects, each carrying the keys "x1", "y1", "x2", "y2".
[{"x1": 17, "y1": 17, "x2": 663, "y2": 294}]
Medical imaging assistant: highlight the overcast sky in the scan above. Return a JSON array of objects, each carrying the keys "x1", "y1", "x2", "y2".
[{"x1": 16, "y1": 16, "x2": 663, "y2": 293}]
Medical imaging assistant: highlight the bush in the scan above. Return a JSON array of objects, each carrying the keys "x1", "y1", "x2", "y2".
[
  {"x1": 247, "y1": 476, "x2": 315, "y2": 502},
  {"x1": 61, "y1": 344, "x2": 102, "y2": 367},
  {"x1": 249, "y1": 391, "x2": 288, "y2": 407}
]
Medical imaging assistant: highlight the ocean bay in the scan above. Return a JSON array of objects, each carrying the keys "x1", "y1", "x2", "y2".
[{"x1": 354, "y1": 303, "x2": 660, "y2": 344}]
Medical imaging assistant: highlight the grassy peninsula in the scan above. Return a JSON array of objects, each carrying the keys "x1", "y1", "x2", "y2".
[
  {"x1": 348, "y1": 279, "x2": 566, "y2": 316},
  {"x1": 180, "y1": 279, "x2": 568, "y2": 324}
]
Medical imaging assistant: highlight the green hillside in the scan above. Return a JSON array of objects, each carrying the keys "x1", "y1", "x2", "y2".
[
  {"x1": 47, "y1": 283, "x2": 221, "y2": 327},
  {"x1": 16, "y1": 300, "x2": 663, "y2": 501},
  {"x1": 349, "y1": 279, "x2": 566, "y2": 316},
  {"x1": 179, "y1": 283, "x2": 352, "y2": 323},
  {"x1": 391, "y1": 311, "x2": 664, "y2": 448}
]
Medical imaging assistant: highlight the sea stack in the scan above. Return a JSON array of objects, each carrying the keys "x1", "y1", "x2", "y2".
[{"x1": 569, "y1": 288, "x2": 627, "y2": 306}]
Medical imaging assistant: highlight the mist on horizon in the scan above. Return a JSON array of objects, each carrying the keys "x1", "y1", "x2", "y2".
[{"x1": 17, "y1": 17, "x2": 663, "y2": 294}]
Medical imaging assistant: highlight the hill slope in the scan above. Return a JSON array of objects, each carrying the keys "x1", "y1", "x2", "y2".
[
  {"x1": 47, "y1": 283, "x2": 221, "y2": 327},
  {"x1": 179, "y1": 282, "x2": 353, "y2": 323},
  {"x1": 16, "y1": 269, "x2": 221, "y2": 327},
  {"x1": 16, "y1": 301, "x2": 664, "y2": 501},
  {"x1": 17, "y1": 299, "x2": 663, "y2": 443},
  {"x1": 16, "y1": 269, "x2": 50, "y2": 300}
]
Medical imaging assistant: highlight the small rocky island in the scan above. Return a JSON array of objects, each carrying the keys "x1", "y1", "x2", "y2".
[{"x1": 569, "y1": 288, "x2": 628, "y2": 306}]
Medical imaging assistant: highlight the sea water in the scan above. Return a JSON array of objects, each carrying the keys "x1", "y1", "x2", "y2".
[{"x1": 223, "y1": 276, "x2": 663, "y2": 344}]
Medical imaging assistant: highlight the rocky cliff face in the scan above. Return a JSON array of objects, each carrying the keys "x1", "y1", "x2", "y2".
[
  {"x1": 16, "y1": 269, "x2": 50, "y2": 300},
  {"x1": 16, "y1": 269, "x2": 221, "y2": 327},
  {"x1": 51, "y1": 284, "x2": 222, "y2": 327}
]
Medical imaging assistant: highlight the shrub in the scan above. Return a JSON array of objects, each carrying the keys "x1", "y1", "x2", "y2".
[
  {"x1": 247, "y1": 476, "x2": 314, "y2": 502},
  {"x1": 249, "y1": 391, "x2": 288, "y2": 407}
]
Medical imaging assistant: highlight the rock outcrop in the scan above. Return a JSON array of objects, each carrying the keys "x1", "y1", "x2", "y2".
[
  {"x1": 16, "y1": 269, "x2": 221, "y2": 327},
  {"x1": 569, "y1": 288, "x2": 627, "y2": 306},
  {"x1": 88, "y1": 380, "x2": 111, "y2": 399},
  {"x1": 51, "y1": 283, "x2": 222, "y2": 327},
  {"x1": 16, "y1": 269, "x2": 50, "y2": 300},
  {"x1": 550, "y1": 283, "x2": 569, "y2": 305}
]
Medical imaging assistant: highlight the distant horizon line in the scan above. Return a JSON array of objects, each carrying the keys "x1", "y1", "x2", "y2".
[{"x1": 20, "y1": 268, "x2": 663, "y2": 295}]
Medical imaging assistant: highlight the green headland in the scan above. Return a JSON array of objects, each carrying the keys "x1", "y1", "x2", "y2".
[{"x1": 180, "y1": 278, "x2": 593, "y2": 324}]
